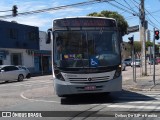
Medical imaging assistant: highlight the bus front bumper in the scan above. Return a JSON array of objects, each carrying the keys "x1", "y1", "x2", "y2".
[{"x1": 53, "y1": 76, "x2": 122, "y2": 97}]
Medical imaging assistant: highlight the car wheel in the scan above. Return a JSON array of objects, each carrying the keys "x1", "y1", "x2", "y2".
[
  {"x1": 18, "y1": 74, "x2": 24, "y2": 82},
  {"x1": 26, "y1": 73, "x2": 31, "y2": 79}
]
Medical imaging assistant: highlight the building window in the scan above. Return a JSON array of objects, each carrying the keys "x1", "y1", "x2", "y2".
[
  {"x1": 9, "y1": 28, "x2": 18, "y2": 39},
  {"x1": 28, "y1": 31, "x2": 36, "y2": 41},
  {"x1": 11, "y1": 53, "x2": 22, "y2": 65}
]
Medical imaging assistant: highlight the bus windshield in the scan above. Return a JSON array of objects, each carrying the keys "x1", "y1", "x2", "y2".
[{"x1": 54, "y1": 30, "x2": 120, "y2": 68}]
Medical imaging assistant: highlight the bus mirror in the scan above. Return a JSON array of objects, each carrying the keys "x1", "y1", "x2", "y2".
[{"x1": 46, "y1": 28, "x2": 52, "y2": 44}]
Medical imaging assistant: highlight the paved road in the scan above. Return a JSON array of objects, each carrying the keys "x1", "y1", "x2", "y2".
[{"x1": 0, "y1": 66, "x2": 160, "y2": 120}]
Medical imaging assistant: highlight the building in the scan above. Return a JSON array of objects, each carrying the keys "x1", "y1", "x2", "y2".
[
  {"x1": 0, "y1": 20, "x2": 39, "y2": 73},
  {"x1": 146, "y1": 29, "x2": 151, "y2": 42},
  {"x1": 121, "y1": 42, "x2": 131, "y2": 60},
  {"x1": 34, "y1": 31, "x2": 52, "y2": 74}
]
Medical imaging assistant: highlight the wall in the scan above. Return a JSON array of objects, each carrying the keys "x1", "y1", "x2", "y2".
[
  {"x1": 0, "y1": 48, "x2": 34, "y2": 69},
  {"x1": 0, "y1": 20, "x2": 39, "y2": 50},
  {"x1": 39, "y1": 31, "x2": 51, "y2": 51}
]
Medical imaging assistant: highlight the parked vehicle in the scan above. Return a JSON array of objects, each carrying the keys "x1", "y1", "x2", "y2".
[
  {"x1": 0, "y1": 65, "x2": 27, "y2": 82},
  {"x1": 123, "y1": 58, "x2": 132, "y2": 66},
  {"x1": 17, "y1": 66, "x2": 31, "y2": 78},
  {"x1": 156, "y1": 58, "x2": 160, "y2": 63},
  {"x1": 122, "y1": 62, "x2": 126, "y2": 71},
  {"x1": 148, "y1": 59, "x2": 158, "y2": 65},
  {"x1": 131, "y1": 59, "x2": 141, "y2": 67}
]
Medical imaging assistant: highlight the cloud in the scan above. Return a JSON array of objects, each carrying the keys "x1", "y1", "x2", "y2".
[
  {"x1": 1, "y1": 0, "x2": 136, "y2": 31},
  {"x1": 5, "y1": 6, "x2": 87, "y2": 31},
  {"x1": 11, "y1": 15, "x2": 50, "y2": 28}
]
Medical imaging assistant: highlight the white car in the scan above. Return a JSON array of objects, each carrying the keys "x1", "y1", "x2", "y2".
[
  {"x1": 0, "y1": 65, "x2": 27, "y2": 82},
  {"x1": 123, "y1": 58, "x2": 132, "y2": 66},
  {"x1": 131, "y1": 59, "x2": 141, "y2": 67},
  {"x1": 17, "y1": 66, "x2": 31, "y2": 79}
]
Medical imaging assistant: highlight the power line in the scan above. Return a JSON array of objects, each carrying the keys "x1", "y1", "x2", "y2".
[
  {"x1": 125, "y1": 15, "x2": 137, "y2": 20},
  {"x1": 0, "y1": 10, "x2": 11, "y2": 12},
  {"x1": 145, "y1": 9, "x2": 160, "y2": 26},
  {"x1": 147, "y1": 9, "x2": 160, "y2": 14},
  {"x1": 131, "y1": 0, "x2": 139, "y2": 5},
  {"x1": 0, "y1": 0, "x2": 112, "y2": 18},
  {"x1": 146, "y1": 16, "x2": 160, "y2": 29},
  {"x1": 132, "y1": 0, "x2": 160, "y2": 28},
  {"x1": 123, "y1": 0, "x2": 137, "y2": 14},
  {"x1": 105, "y1": 0, "x2": 137, "y2": 15},
  {"x1": 130, "y1": 0, "x2": 140, "y2": 16},
  {"x1": 114, "y1": 0, "x2": 139, "y2": 15},
  {"x1": 146, "y1": 16, "x2": 157, "y2": 28}
]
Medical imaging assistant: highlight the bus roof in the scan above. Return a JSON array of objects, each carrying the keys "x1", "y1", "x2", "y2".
[{"x1": 53, "y1": 16, "x2": 116, "y2": 21}]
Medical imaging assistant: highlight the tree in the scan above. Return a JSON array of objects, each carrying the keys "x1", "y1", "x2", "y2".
[
  {"x1": 88, "y1": 10, "x2": 128, "y2": 36},
  {"x1": 146, "y1": 41, "x2": 153, "y2": 49},
  {"x1": 134, "y1": 41, "x2": 141, "y2": 53},
  {"x1": 132, "y1": 41, "x2": 141, "y2": 59}
]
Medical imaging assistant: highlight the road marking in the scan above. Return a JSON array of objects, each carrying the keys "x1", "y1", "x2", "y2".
[
  {"x1": 100, "y1": 91, "x2": 160, "y2": 110},
  {"x1": 20, "y1": 91, "x2": 60, "y2": 104},
  {"x1": 116, "y1": 100, "x2": 160, "y2": 104},
  {"x1": 118, "y1": 96, "x2": 157, "y2": 100}
]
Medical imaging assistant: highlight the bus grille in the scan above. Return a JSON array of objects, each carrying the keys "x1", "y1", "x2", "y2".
[{"x1": 68, "y1": 76, "x2": 111, "y2": 83}]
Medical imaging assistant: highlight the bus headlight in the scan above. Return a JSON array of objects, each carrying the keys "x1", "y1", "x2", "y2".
[
  {"x1": 54, "y1": 70, "x2": 65, "y2": 81},
  {"x1": 113, "y1": 65, "x2": 121, "y2": 79}
]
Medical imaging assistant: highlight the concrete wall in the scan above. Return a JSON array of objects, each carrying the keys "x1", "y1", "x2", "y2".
[
  {"x1": 0, "y1": 48, "x2": 34, "y2": 68},
  {"x1": 39, "y1": 31, "x2": 51, "y2": 51}
]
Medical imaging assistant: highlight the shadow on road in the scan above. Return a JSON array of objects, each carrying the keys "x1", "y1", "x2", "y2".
[
  {"x1": 0, "y1": 79, "x2": 29, "y2": 84},
  {"x1": 61, "y1": 90, "x2": 156, "y2": 105}
]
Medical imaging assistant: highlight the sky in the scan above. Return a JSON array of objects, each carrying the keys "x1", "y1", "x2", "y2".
[{"x1": 0, "y1": 0, "x2": 160, "y2": 43}]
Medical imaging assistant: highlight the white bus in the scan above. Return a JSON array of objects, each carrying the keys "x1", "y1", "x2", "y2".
[{"x1": 48, "y1": 17, "x2": 122, "y2": 97}]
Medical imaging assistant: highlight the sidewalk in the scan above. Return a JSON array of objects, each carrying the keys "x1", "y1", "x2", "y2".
[
  {"x1": 31, "y1": 72, "x2": 52, "y2": 77},
  {"x1": 123, "y1": 65, "x2": 160, "y2": 91}
]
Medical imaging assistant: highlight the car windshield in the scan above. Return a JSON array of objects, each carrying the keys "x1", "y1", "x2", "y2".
[
  {"x1": 54, "y1": 31, "x2": 120, "y2": 68},
  {"x1": 135, "y1": 59, "x2": 140, "y2": 62},
  {"x1": 124, "y1": 59, "x2": 131, "y2": 61}
]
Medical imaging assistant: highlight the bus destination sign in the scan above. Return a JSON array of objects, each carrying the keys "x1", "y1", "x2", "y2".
[{"x1": 54, "y1": 18, "x2": 116, "y2": 27}]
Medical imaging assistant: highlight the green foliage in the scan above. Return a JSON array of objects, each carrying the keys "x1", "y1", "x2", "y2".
[
  {"x1": 146, "y1": 41, "x2": 153, "y2": 48},
  {"x1": 134, "y1": 41, "x2": 141, "y2": 53},
  {"x1": 88, "y1": 10, "x2": 129, "y2": 36}
]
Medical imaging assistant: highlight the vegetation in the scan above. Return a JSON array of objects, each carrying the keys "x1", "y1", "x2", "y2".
[
  {"x1": 88, "y1": 10, "x2": 128, "y2": 36},
  {"x1": 126, "y1": 41, "x2": 160, "y2": 57}
]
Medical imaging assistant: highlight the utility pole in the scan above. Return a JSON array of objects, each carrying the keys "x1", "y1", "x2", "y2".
[
  {"x1": 140, "y1": 0, "x2": 147, "y2": 76},
  {"x1": 153, "y1": 29, "x2": 160, "y2": 85},
  {"x1": 153, "y1": 28, "x2": 155, "y2": 85}
]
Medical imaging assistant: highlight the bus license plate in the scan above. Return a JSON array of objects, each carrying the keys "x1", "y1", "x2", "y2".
[{"x1": 84, "y1": 86, "x2": 96, "y2": 90}]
